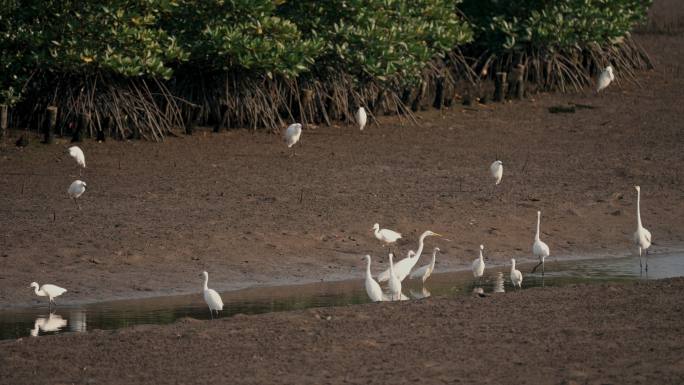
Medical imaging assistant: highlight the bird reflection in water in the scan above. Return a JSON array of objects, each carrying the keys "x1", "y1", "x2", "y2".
[{"x1": 31, "y1": 313, "x2": 68, "y2": 337}]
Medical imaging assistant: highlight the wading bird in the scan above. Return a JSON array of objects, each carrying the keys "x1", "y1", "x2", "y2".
[
  {"x1": 362, "y1": 255, "x2": 383, "y2": 302},
  {"x1": 510, "y1": 258, "x2": 523, "y2": 289},
  {"x1": 633, "y1": 185, "x2": 652, "y2": 271},
  {"x1": 596, "y1": 65, "x2": 614, "y2": 94},
  {"x1": 490, "y1": 160, "x2": 503, "y2": 185},
  {"x1": 29, "y1": 282, "x2": 67, "y2": 309},
  {"x1": 387, "y1": 252, "x2": 402, "y2": 301},
  {"x1": 371, "y1": 223, "x2": 402, "y2": 252},
  {"x1": 377, "y1": 230, "x2": 442, "y2": 282},
  {"x1": 355, "y1": 107, "x2": 367, "y2": 131},
  {"x1": 284, "y1": 123, "x2": 302, "y2": 156},
  {"x1": 67, "y1": 146, "x2": 86, "y2": 175},
  {"x1": 531, "y1": 211, "x2": 550, "y2": 275},
  {"x1": 68, "y1": 180, "x2": 87, "y2": 210},
  {"x1": 410, "y1": 247, "x2": 440, "y2": 284},
  {"x1": 200, "y1": 271, "x2": 223, "y2": 319},
  {"x1": 472, "y1": 244, "x2": 485, "y2": 283}
]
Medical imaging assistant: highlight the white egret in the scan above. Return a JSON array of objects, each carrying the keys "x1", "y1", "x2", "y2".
[
  {"x1": 633, "y1": 185, "x2": 652, "y2": 271},
  {"x1": 30, "y1": 282, "x2": 67, "y2": 309},
  {"x1": 510, "y1": 258, "x2": 523, "y2": 289},
  {"x1": 355, "y1": 107, "x2": 367, "y2": 131},
  {"x1": 284, "y1": 123, "x2": 302, "y2": 156},
  {"x1": 372, "y1": 223, "x2": 402, "y2": 246},
  {"x1": 30, "y1": 313, "x2": 68, "y2": 337},
  {"x1": 490, "y1": 160, "x2": 503, "y2": 185},
  {"x1": 67, "y1": 146, "x2": 86, "y2": 175},
  {"x1": 531, "y1": 211, "x2": 550, "y2": 275},
  {"x1": 596, "y1": 66, "x2": 614, "y2": 94},
  {"x1": 362, "y1": 255, "x2": 384, "y2": 302},
  {"x1": 410, "y1": 247, "x2": 440, "y2": 283},
  {"x1": 387, "y1": 253, "x2": 402, "y2": 301},
  {"x1": 200, "y1": 271, "x2": 223, "y2": 319},
  {"x1": 472, "y1": 244, "x2": 485, "y2": 282},
  {"x1": 377, "y1": 230, "x2": 442, "y2": 282},
  {"x1": 68, "y1": 180, "x2": 87, "y2": 210}
]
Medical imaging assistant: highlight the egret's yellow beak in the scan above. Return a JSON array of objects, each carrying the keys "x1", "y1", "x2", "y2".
[{"x1": 433, "y1": 233, "x2": 443, "y2": 237}]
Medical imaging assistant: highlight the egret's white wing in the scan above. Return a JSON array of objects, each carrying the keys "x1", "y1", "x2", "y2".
[
  {"x1": 68, "y1": 146, "x2": 86, "y2": 168},
  {"x1": 284, "y1": 123, "x2": 302, "y2": 148},
  {"x1": 378, "y1": 229, "x2": 402, "y2": 242},
  {"x1": 596, "y1": 70, "x2": 612, "y2": 93},
  {"x1": 204, "y1": 289, "x2": 224, "y2": 311},
  {"x1": 41, "y1": 284, "x2": 67, "y2": 297},
  {"x1": 377, "y1": 255, "x2": 418, "y2": 282},
  {"x1": 355, "y1": 107, "x2": 367, "y2": 130},
  {"x1": 365, "y1": 277, "x2": 384, "y2": 302}
]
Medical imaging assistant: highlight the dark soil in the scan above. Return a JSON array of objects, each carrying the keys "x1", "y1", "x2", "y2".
[{"x1": 2, "y1": 278, "x2": 684, "y2": 384}]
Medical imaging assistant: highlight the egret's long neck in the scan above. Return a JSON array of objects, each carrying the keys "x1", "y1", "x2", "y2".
[
  {"x1": 415, "y1": 233, "x2": 428, "y2": 259},
  {"x1": 430, "y1": 252, "x2": 436, "y2": 268},
  {"x1": 511, "y1": 260, "x2": 516, "y2": 271},
  {"x1": 374, "y1": 228, "x2": 381, "y2": 238},
  {"x1": 535, "y1": 213, "x2": 541, "y2": 241},
  {"x1": 33, "y1": 286, "x2": 43, "y2": 296},
  {"x1": 366, "y1": 258, "x2": 372, "y2": 278},
  {"x1": 636, "y1": 190, "x2": 643, "y2": 228},
  {"x1": 479, "y1": 249, "x2": 483, "y2": 262},
  {"x1": 203, "y1": 275, "x2": 209, "y2": 290},
  {"x1": 389, "y1": 256, "x2": 395, "y2": 275}
]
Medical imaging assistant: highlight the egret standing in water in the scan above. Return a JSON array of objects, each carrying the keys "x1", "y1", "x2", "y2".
[
  {"x1": 633, "y1": 185, "x2": 652, "y2": 271},
  {"x1": 29, "y1": 282, "x2": 67, "y2": 309},
  {"x1": 510, "y1": 258, "x2": 523, "y2": 290},
  {"x1": 68, "y1": 180, "x2": 87, "y2": 210},
  {"x1": 67, "y1": 146, "x2": 86, "y2": 175},
  {"x1": 200, "y1": 271, "x2": 223, "y2": 319},
  {"x1": 284, "y1": 123, "x2": 302, "y2": 156},
  {"x1": 387, "y1": 253, "x2": 402, "y2": 301},
  {"x1": 355, "y1": 107, "x2": 367, "y2": 131},
  {"x1": 472, "y1": 244, "x2": 485, "y2": 283},
  {"x1": 531, "y1": 211, "x2": 550, "y2": 276},
  {"x1": 410, "y1": 247, "x2": 440, "y2": 284},
  {"x1": 377, "y1": 230, "x2": 442, "y2": 282},
  {"x1": 490, "y1": 160, "x2": 503, "y2": 185},
  {"x1": 596, "y1": 65, "x2": 614, "y2": 94},
  {"x1": 362, "y1": 255, "x2": 383, "y2": 302}
]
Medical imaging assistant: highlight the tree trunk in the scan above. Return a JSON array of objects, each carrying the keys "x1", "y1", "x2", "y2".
[{"x1": 44, "y1": 106, "x2": 58, "y2": 144}]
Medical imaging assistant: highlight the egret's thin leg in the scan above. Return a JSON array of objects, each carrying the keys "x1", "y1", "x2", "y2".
[
  {"x1": 209, "y1": 309, "x2": 213, "y2": 320},
  {"x1": 531, "y1": 260, "x2": 543, "y2": 273}
]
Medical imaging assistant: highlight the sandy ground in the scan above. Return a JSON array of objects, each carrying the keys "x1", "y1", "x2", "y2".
[
  {"x1": 1, "y1": 5, "x2": 684, "y2": 310},
  {"x1": 1, "y1": 278, "x2": 683, "y2": 384}
]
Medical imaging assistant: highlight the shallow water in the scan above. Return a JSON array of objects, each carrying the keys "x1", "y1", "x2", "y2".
[{"x1": 1, "y1": 253, "x2": 682, "y2": 340}]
